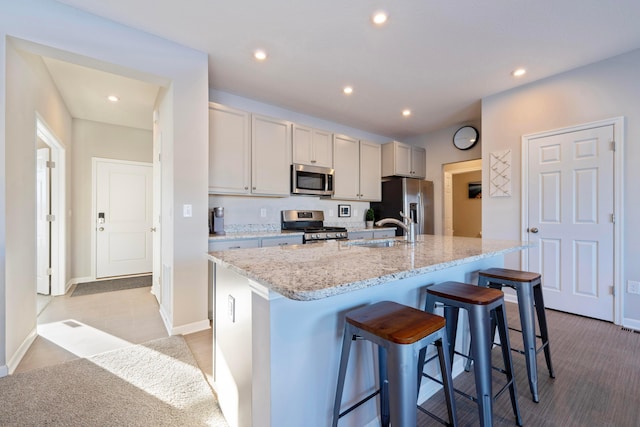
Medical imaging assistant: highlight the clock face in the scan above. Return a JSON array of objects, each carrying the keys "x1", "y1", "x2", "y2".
[{"x1": 453, "y1": 126, "x2": 479, "y2": 150}]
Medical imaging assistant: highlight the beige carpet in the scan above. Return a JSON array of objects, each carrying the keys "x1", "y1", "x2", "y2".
[{"x1": 0, "y1": 335, "x2": 228, "y2": 426}]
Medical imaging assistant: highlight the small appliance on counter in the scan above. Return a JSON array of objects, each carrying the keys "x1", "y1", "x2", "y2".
[{"x1": 210, "y1": 207, "x2": 225, "y2": 235}]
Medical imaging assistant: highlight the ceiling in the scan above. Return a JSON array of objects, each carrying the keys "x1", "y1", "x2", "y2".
[{"x1": 52, "y1": 0, "x2": 640, "y2": 139}]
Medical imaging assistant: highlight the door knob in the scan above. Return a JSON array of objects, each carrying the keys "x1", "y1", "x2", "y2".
[
  {"x1": 529, "y1": 227, "x2": 539, "y2": 233},
  {"x1": 98, "y1": 227, "x2": 104, "y2": 232},
  {"x1": 150, "y1": 227, "x2": 157, "y2": 232}
]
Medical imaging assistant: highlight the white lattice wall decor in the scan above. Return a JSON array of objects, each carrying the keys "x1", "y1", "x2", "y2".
[{"x1": 489, "y1": 149, "x2": 512, "y2": 197}]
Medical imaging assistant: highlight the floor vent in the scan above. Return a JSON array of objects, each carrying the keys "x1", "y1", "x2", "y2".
[
  {"x1": 63, "y1": 320, "x2": 83, "y2": 328},
  {"x1": 621, "y1": 327, "x2": 640, "y2": 334}
]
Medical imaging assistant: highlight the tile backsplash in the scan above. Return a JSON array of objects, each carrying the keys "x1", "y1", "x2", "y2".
[{"x1": 208, "y1": 194, "x2": 371, "y2": 232}]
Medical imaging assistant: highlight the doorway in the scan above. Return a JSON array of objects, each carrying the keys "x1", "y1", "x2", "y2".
[
  {"x1": 92, "y1": 158, "x2": 153, "y2": 279},
  {"x1": 36, "y1": 117, "x2": 66, "y2": 297},
  {"x1": 522, "y1": 117, "x2": 624, "y2": 324},
  {"x1": 443, "y1": 159, "x2": 482, "y2": 237}
]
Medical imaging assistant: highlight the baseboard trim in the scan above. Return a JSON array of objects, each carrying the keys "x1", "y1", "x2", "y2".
[
  {"x1": 171, "y1": 319, "x2": 211, "y2": 336},
  {"x1": 64, "y1": 276, "x2": 93, "y2": 295},
  {"x1": 159, "y1": 304, "x2": 172, "y2": 335},
  {"x1": 622, "y1": 317, "x2": 640, "y2": 331},
  {"x1": 7, "y1": 326, "x2": 38, "y2": 374}
]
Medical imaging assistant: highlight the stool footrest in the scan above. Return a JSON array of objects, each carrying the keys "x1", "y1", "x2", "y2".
[
  {"x1": 417, "y1": 404, "x2": 452, "y2": 426},
  {"x1": 337, "y1": 389, "x2": 380, "y2": 419}
]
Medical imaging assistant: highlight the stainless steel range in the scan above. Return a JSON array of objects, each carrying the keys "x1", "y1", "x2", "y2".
[{"x1": 281, "y1": 210, "x2": 348, "y2": 243}]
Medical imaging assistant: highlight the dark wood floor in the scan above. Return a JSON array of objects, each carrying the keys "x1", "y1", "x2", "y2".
[{"x1": 418, "y1": 304, "x2": 640, "y2": 426}]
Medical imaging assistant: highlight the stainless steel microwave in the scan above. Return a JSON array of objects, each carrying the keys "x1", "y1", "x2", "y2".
[{"x1": 291, "y1": 164, "x2": 334, "y2": 196}]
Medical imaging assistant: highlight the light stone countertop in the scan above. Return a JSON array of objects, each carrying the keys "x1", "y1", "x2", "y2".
[
  {"x1": 207, "y1": 235, "x2": 532, "y2": 301},
  {"x1": 208, "y1": 227, "x2": 395, "y2": 241}
]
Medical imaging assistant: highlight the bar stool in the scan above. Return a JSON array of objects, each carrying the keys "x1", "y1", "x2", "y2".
[
  {"x1": 425, "y1": 281, "x2": 522, "y2": 427},
  {"x1": 476, "y1": 268, "x2": 555, "y2": 402},
  {"x1": 332, "y1": 301, "x2": 457, "y2": 427}
]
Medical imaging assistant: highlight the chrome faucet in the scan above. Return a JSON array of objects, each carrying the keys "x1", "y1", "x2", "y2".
[{"x1": 375, "y1": 211, "x2": 417, "y2": 243}]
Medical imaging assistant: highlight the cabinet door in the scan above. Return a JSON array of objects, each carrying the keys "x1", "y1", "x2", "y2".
[
  {"x1": 252, "y1": 114, "x2": 291, "y2": 196},
  {"x1": 373, "y1": 229, "x2": 396, "y2": 238},
  {"x1": 260, "y1": 235, "x2": 303, "y2": 247},
  {"x1": 348, "y1": 230, "x2": 374, "y2": 240},
  {"x1": 209, "y1": 238, "x2": 260, "y2": 251},
  {"x1": 359, "y1": 140, "x2": 381, "y2": 201},
  {"x1": 292, "y1": 125, "x2": 333, "y2": 168},
  {"x1": 394, "y1": 141, "x2": 413, "y2": 176},
  {"x1": 332, "y1": 134, "x2": 360, "y2": 200},
  {"x1": 411, "y1": 146, "x2": 426, "y2": 178},
  {"x1": 292, "y1": 124, "x2": 313, "y2": 165},
  {"x1": 209, "y1": 103, "x2": 251, "y2": 194},
  {"x1": 311, "y1": 129, "x2": 333, "y2": 168}
]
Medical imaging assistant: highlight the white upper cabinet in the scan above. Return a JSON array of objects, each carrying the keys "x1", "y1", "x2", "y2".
[
  {"x1": 359, "y1": 140, "x2": 382, "y2": 201},
  {"x1": 381, "y1": 140, "x2": 426, "y2": 178},
  {"x1": 292, "y1": 124, "x2": 333, "y2": 168},
  {"x1": 251, "y1": 114, "x2": 291, "y2": 196},
  {"x1": 209, "y1": 103, "x2": 251, "y2": 194},
  {"x1": 209, "y1": 103, "x2": 291, "y2": 196},
  {"x1": 332, "y1": 135, "x2": 381, "y2": 201}
]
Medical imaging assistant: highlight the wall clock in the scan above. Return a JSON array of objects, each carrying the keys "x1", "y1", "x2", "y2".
[{"x1": 453, "y1": 126, "x2": 479, "y2": 150}]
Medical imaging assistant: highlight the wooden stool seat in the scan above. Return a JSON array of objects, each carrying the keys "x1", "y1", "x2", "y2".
[
  {"x1": 426, "y1": 281, "x2": 504, "y2": 306},
  {"x1": 346, "y1": 301, "x2": 446, "y2": 344},
  {"x1": 333, "y1": 301, "x2": 457, "y2": 427},
  {"x1": 478, "y1": 267, "x2": 541, "y2": 283}
]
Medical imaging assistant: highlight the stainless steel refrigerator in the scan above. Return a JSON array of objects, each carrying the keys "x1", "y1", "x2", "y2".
[{"x1": 370, "y1": 177, "x2": 434, "y2": 236}]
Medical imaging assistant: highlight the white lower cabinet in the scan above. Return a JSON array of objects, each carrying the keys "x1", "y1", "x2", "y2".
[
  {"x1": 260, "y1": 235, "x2": 303, "y2": 247},
  {"x1": 208, "y1": 238, "x2": 260, "y2": 252},
  {"x1": 347, "y1": 231, "x2": 374, "y2": 240},
  {"x1": 208, "y1": 235, "x2": 303, "y2": 251},
  {"x1": 373, "y1": 229, "x2": 396, "y2": 238}
]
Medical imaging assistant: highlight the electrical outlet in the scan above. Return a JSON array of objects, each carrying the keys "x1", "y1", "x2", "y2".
[
  {"x1": 260, "y1": 208, "x2": 267, "y2": 218},
  {"x1": 628, "y1": 280, "x2": 640, "y2": 294},
  {"x1": 228, "y1": 295, "x2": 235, "y2": 322}
]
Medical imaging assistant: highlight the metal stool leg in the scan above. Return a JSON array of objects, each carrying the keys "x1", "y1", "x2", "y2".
[
  {"x1": 515, "y1": 282, "x2": 540, "y2": 403},
  {"x1": 467, "y1": 304, "x2": 493, "y2": 427},
  {"x1": 533, "y1": 283, "x2": 555, "y2": 378},
  {"x1": 332, "y1": 324, "x2": 354, "y2": 427},
  {"x1": 378, "y1": 346, "x2": 390, "y2": 427},
  {"x1": 387, "y1": 342, "x2": 418, "y2": 427},
  {"x1": 495, "y1": 302, "x2": 523, "y2": 426},
  {"x1": 437, "y1": 333, "x2": 458, "y2": 427}
]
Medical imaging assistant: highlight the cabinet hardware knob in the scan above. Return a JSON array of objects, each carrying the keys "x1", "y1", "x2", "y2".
[
  {"x1": 529, "y1": 227, "x2": 539, "y2": 233},
  {"x1": 98, "y1": 227, "x2": 104, "y2": 232},
  {"x1": 150, "y1": 227, "x2": 157, "y2": 232}
]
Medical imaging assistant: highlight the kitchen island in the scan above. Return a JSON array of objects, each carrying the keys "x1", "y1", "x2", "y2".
[{"x1": 207, "y1": 235, "x2": 530, "y2": 427}]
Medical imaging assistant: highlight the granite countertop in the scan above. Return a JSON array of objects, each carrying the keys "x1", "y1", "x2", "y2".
[{"x1": 207, "y1": 235, "x2": 531, "y2": 301}]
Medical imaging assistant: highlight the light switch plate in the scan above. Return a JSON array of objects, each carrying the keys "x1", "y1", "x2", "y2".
[
  {"x1": 228, "y1": 295, "x2": 235, "y2": 322},
  {"x1": 183, "y1": 204, "x2": 192, "y2": 217}
]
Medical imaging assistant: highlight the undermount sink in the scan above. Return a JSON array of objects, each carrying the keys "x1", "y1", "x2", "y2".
[{"x1": 344, "y1": 238, "x2": 405, "y2": 248}]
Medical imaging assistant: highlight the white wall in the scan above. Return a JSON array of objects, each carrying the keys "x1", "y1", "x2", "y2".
[
  {"x1": 482, "y1": 48, "x2": 640, "y2": 322},
  {"x1": 4, "y1": 40, "x2": 73, "y2": 370},
  {"x1": 71, "y1": 119, "x2": 152, "y2": 280},
  {"x1": 0, "y1": 0, "x2": 209, "y2": 371},
  {"x1": 405, "y1": 121, "x2": 482, "y2": 234}
]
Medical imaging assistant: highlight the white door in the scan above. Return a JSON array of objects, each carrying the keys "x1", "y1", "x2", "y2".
[
  {"x1": 527, "y1": 125, "x2": 614, "y2": 321},
  {"x1": 36, "y1": 147, "x2": 51, "y2": 295},
  {"x1": 151, "y1": 117, "x2": 162, "y2": 302},
  {"x1": 96, "y1": 159, "x2": 153, "y2": 278}
]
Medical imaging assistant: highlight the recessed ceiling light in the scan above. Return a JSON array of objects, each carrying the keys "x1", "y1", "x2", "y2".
[
  {"x1": 402, "y1": 109, "x2": 412, "y2": 117},
  {"x1": 343, "y1": 86, "x2": 353, "y2": 95},
  {"x1": 372, "y1": 11, "x2": 388, "y2": 25},
  {"x1": 254, "y1": 50, "x2": 267, "y2": 61},
  {"x1": 107, "y1": 95, "x2": 119, "y2": 102},
  {"x1": 512, "y1": 68, "x2": 526, "y2": 77}
]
